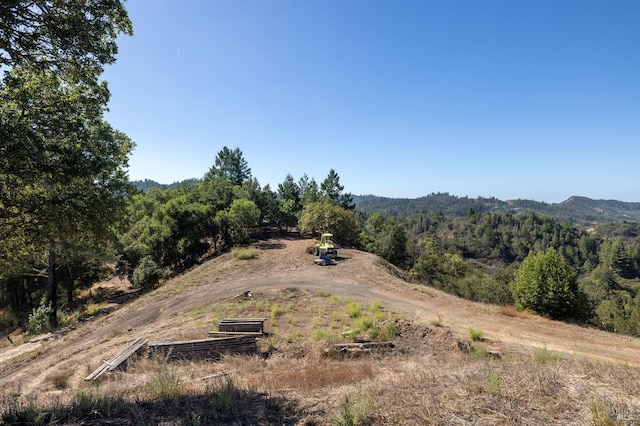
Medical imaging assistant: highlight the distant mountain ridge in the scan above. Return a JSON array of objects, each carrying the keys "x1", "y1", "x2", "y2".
[
  {"x1": 132, "y1": 178, "x2": 200, "y2": 191},
  {"x1": 353, "y1": 193, "x2": 640, "y2": 225}
]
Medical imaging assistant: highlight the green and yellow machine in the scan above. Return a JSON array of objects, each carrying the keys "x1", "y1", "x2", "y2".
[{"x1": 313, "y1": 233, "x2": 338, "y2": 259}]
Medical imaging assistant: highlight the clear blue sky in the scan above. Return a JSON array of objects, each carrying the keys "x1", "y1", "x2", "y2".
[{"x1": 103, "y1": 0, "x2": 640, "y2": 203}]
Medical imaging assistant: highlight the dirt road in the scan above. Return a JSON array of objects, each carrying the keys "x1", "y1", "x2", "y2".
[{"x1": 1, "y1": 235, "x2": 640, "y2": 397}]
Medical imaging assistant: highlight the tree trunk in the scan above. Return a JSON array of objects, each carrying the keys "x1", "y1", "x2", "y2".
[
  {"x1": 47, "y1": 238, "x2": 58, "y2": 327},
  {"x1": 67, "y1": 265, "x2": 73, "y2": 303},
  {"x1": 24, "y1": 278, "x2": 33, "y2": 307}
]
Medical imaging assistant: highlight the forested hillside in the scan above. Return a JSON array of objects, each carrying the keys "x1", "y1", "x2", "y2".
[
  {"x1": 354, "y1": 193, "x2": 640, "y2": 225},
  {"x1": 132, "y1": 178, "x2": 200, "y2": 191}
]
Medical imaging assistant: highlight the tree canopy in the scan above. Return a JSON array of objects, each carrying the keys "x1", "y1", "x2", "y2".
[
  {"x1": 510, "y1": 248, "x2": 588, "y2": 320},
  {"x1": 0, "y1": 0, "x2": 132, "y2": 78},
  {"x1": 206, "y1": 147, "x2": 252, "y2": 186},
  {"x1": 0, "y1": 1, "x2": 133, "y2": 326}
]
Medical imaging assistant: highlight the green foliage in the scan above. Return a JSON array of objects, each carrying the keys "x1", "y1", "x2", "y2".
[
  {"x1": 321, "y1": 169, "x2": 354, "y2": 210},
  {"x1": 382, "y1": 321, "x2": 398, "y2": 341},
  {"x1": 352, "y1": 315, "x2": 373, "y2": 334},
  {"x1": 312, "y1": 328, "x2": 332, "y2": 341},
  {"x1": 205, "y1": 146, "x2": 251, "y2": 186},
  {"x1": 510, "y1": 248, "x2": 589, "y2": 320},
  {"x1": 0, "y1": 1, "x2": 132, "y2": 79},
  {"x1": 298, "y1": 174, "x2": 320, "y2": 205},
  {"x1": 132, "y1": 256, "x2": 163, "y2": 290},
  {"x1": 26, "y1": 303, "x2": 53, "y2": 335},
  {"x1": 360, "y1": 214, "x2": 408, "y2": 266},
  {"x1": 0, "y1": 63, "x2": 135, "y2": 324},
  {"x1": 144, "y1": 365, "x2": 183, "y2": 400},
  {"x1": 299, "y1": 202, "x2": 359, "y2": 245},
  {"x1": 345, "y1": 301, "x2": 362, "y2": 318},
  {"x1": 227, "y1": 199, "x2": 261, "y2": 245},
  {"x1": 232, "y1": 247, "x2": 258, "y2": 260},
  {"x1": 468, "y1": 327, "x2": 484, "y2": 341}
]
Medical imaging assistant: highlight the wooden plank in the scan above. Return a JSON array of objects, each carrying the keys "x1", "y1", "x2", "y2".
[
  {"x1": 334, "y1": 342, "x2": 395, "y2": 350},
  {"x1": 218, "y1": 318, "x2": 266, "y2": 333},
  {"x1": 146, "y1": 335, "x2": 257, "y2": 361},
  {"x1": 207, "y1": 331, "x2": 263, "y2": 336},
  {"x1": 85, "y1": 337, "x2": 148, "y2": 381}
]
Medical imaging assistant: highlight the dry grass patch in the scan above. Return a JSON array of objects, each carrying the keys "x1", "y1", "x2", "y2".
[
  {"x1": 498, "y1": 304, "x2": 537, "y2": 319},
  {"x1": 253, "y1": 359, "x2": 375, "y2": 393}
]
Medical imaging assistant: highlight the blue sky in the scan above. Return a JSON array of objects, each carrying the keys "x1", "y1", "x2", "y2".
[{"x1": 103, "y1": 1, "x2": 640, "y2": 203}]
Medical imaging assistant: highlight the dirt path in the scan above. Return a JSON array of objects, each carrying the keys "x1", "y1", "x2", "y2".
[{"x1": 2, "y1": 235, "x2": 640, "y2": 397}]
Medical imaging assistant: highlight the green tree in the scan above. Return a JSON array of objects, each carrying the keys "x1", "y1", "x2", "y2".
[
  {"x1": 206, "y1": 147, "x2": 251, "y2": 186},
  {"x1": 510, "y1": 248, "x2": 588, "y2": 320},
  {"x1": 298, "y1": 174, "x2": 320, "y2": 206},
  {"x1": 0, "y1": 0, "x2": 132, "y2": 78},
  {"x1": 278, "y1": 174, "x2": 301, "y2": 206},
  {"x1": 0, "y1": 1, "x2": 132, "y2": 324},
  {"x1": 375, "y1": 221, "x2": 408, "y2": 266},
  {"x1": 320, "y1": 169, "x2": 354, "y2": 209},
  {"x1": 0, "y1": 68, "x2": 134, "y2": 325},
  {"x1": 298, "y1": 202, "x2": 359, "y2": 246},
  {"x1": 227, "y1": 199, "x2": 261, "y2": 245}
]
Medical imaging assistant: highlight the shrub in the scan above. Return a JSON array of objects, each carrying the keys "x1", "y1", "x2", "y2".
[
  {"x1": 468, "y1": 327, "x2": 484, "y2": 342},
  {"x1": 312, "y1": 328, "x2": 331, "y2": 341},
  {"x1": 144, "y1": 365, "x2": 182, "y2": 400},
  {"x1": 510, "y1": 248, "x2": 589, "y2": 320},
  {"x1": 26, "y1": 303, "x2": 53, "y2": 335},
  {"x1": 132, "y1": 256, "x2": 163, "y2": 289},
  {"x1": 345, "y1": 301, "x2": 362, "y2": 318},
  {"x1": 271, "y1": 304, "x2": 284, "y2": 320},
  {"x1": 382, "y1": 321, "x2": 398, "y2": 341},
  {"x1": 352, "y1": 315, "x2": 373, "y2": 333}
]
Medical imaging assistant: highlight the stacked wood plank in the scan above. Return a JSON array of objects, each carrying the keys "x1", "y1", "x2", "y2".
[
  {"x1": 146, "y1": 335, "x2": 257, "y2": 361},
  {"x1": 85, "y1": 337, "x2": 148, "y2": 381},
  {"x1": 218, "y1": 317, "x2": 267, "y2": 333}
]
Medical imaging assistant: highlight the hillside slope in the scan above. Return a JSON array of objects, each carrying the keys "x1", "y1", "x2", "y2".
[
  {"x1": 354, "y1": 193, "x2": 640, "y2": 224},
  {"x1": 1, "y1": 235, "x2": 640, "y2": 399}
]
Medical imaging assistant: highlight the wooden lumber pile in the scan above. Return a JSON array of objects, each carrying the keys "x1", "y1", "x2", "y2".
[
  {"x1": 85, "y1": 337, "x2": 148, "y2": 381},
  {"x1": 217, "y1": 317, "x2": 267, "y2": 333},
  {"x1": 146, "y1": 335, "x2": 257, "y2": 361}
]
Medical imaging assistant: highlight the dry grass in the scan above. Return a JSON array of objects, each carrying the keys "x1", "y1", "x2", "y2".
[
  {"x1": 4, "y1": 288, "x2": 640, "y2": 425},
  {"x1": 499, "y1": 304, "x2": 534, "y2": 319}
]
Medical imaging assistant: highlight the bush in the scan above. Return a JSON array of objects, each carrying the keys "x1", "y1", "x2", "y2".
[
  {"x1": 132, "y1": 256, "x2": 163, "y2": 289},
  {"x1": 26, "y1": 303, "x2": 53, "y2": 335},
  {"x1": 510, "y1": 248, "x2": 589, "y2": 320},
  {"x1": 468, "y1": 327, "x2": 484, "y2": 342}
]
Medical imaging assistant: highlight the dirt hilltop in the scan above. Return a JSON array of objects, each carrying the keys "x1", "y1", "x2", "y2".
[{"x1": 1, "y1": 235, "x2": 640, "y2": 417}]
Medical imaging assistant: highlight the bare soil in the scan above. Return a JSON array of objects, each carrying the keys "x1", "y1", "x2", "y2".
[{"x1": 1, "y1": 234, "x2": 640, "y2": 409}]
